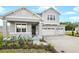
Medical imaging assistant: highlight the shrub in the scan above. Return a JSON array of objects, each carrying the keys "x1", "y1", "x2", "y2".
[
  {"x1": 75, "y1": 34, "x2": 79, "y2": 37},
  {"x1": 5, "y1": 40, "x2": 12, "y2": 49},
  {"x1": 2, "y1": 35, "x2": 34, "y2": 49},
  {"x1": 23, "y1": 44, "x2": 29, "y2": 49},
  {"x1": 7, "y1": 34, "x2": 11, "y2": 39},
  {"x1": 45, "y1": 44, "x2": 57, "y2": 53},
  {"x1": 0, "y1": 32, "x2": 3, "y2": 49},
  {"x1": 13, "y1": 42, "x2": 20, "y2": 49},
  {"x1": 32, "y1": 43, "x2": 45, "y2": 49},
  {"x1": 0, "y1": 32, "x2": 3, "y2": 40},
  {"x1": 18, "y1": 39, "x2": 25, "y2": 48},
  {"x1": 32, "y1": 44, "x2": 39, "y2": 49},
  {"x1": 27, "y1": 40, "x2": 33, "y2": 45},
  {"x1": 38, "y1": 43, "x2": 45, "y2": 49},
  {"x1": 7, "y1": 43, "x2": 12, "y2": 49},
  {"x1": 72, "y1": 30, "x2": 74, "y2": 36},
  {"x1": 5, "y1": 40, "x2": 20, "y2": 49},
  {"x1": 40, "y1": 38, "x2": 46, "y2": 42},
  {"x1": 11, "y1": 36, "x2": 18, "y2": 42},
  {"x1": 0, "y1": 42, "x2": 2, "y2": 49},
  {"x1": 45, "y1": 44, "x2": 52, "y2": 50},
  {"x1": 76, "y1": 31, "x2": 79, "y2": 34}
]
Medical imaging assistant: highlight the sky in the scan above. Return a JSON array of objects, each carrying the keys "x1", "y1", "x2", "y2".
[{"x1": 0, "y1": 6, "x2": 79, "y2": 26}]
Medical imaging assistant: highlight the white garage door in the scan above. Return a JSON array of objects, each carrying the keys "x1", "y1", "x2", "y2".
[
  {"x1": 56, "y1": 27, "x2": 65, "y2": 35},
  {"x1": 42, "y1": 27, "x2": 56, "y2": 36},
  {"x1": 42, "y1": 26, "x2": 65, "y2": 36}
]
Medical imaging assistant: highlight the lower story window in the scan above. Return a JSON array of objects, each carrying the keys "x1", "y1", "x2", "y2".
[
  {"x1": 17, "y1": 28, "x2": 21, "y2": 32},
  {"x1": 16, "y1": 24, "x2": 26, "y2": 32},
  {"x1": 16, "y1": 24, "x2": 21, "y2": 32},
  {"x1": 22, "y1": 24, "x2": 26, "y2": 32}
]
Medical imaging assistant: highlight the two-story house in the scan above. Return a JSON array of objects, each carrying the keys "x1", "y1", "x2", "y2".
[{"x1": 0, "y1": 7, "x2": 65, "y2": 38}]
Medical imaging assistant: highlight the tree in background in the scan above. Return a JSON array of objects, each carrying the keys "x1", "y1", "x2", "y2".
[
  {"x1": 60, "y1": 22, "x2": 78, "y2": 31},
  {"x1": 60, "y1": 22, "x2": 79, "y2": 36}
]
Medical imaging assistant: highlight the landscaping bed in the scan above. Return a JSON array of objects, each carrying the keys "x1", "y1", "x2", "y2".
[{"x1": 0, "y1": 34, "x2": 57, "y2": 53}]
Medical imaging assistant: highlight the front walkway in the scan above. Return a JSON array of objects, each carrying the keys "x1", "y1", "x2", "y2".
[{"x1": 44, "y1": 35, "x2": 79, "y2": 53}]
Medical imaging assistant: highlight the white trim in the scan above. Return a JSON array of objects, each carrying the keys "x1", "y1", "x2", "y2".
[
  {"x1": 4, "y1": 7, "x2": 42, "y2": 19},
  {"x1": 41, "y1": 8, "x2": 60, "y2": 15},
  {"x1": 15, "y1": 22, "x2": 27, "y2": 33}
]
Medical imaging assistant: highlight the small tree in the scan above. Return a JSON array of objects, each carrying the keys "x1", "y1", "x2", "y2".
[
  {"x1": 72, "y1": 29, "x2": 74, "y2": 36},
  {"x1": 76, "y1": 30, "x2": 79, "y2": 34}
]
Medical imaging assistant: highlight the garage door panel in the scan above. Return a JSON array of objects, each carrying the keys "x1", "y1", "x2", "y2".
[
  {"x1": 42, "y1": 28, "x2": 55, "y2": 35},
  {"x1": 41, "y1": 25, "x2": 65, "y2": 36},
  {"x1": 56, "y1": 27, "x2": 65, "y2": 35}
]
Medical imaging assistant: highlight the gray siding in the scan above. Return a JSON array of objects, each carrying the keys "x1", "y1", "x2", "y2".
[
  {"x1": 9, "y1": 22, "x2": 15, "y2": 33},
  {"x1": 0, "y1": 26, "x2": 3, "y2": 33}
]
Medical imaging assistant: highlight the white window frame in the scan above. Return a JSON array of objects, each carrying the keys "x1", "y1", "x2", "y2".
[
  {"x1": 15, "y1": 22, "x2": 27, "y2": 33},
  {"x1": 47, "y1": 15, "x2": 55, "y2": 20}
]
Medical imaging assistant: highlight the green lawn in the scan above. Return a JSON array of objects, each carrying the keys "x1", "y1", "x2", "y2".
[
  {"x1": 0, "y1": 49, "x2": 51, "y2": 53},
  {"x1": 65, "y1": 31, "x2": 75, "y2": 36},
  {"x1": 65, "y1": 31, "x2": 79, "y2": 37}
]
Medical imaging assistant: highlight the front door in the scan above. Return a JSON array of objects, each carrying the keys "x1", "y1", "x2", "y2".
[{"x1": 32, "y1": 25, "x2": 36, "y2": 37}]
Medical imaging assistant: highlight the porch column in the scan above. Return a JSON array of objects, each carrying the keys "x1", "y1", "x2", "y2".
[
  {"x1": 39, "y1": 22, "x2": 42, "y2": 38},
  {"x1": 3, "y1": 19, "x2": 8, "y2": 37}
]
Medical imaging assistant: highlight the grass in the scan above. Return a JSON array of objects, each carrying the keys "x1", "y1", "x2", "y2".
[
  {"x1": 65, "y1": 31, "x2": 77, "y2": 36},
  {"x1": 0, "y1": 49, "x2": 16, "y2": 53},
  {"x1": 65, "y1": 31, "x2": 79, "y2": 37},
  {"x1": 0, "y1": 49, "x2": 51, "y2": 53},
  {"x1": 65, "y1": 31, "x2": 71, "y2": 36}
]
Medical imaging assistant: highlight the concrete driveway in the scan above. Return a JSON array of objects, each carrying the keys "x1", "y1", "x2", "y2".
[{"x1": 44, "y1": 35, "x2": 79, "y2": 53}]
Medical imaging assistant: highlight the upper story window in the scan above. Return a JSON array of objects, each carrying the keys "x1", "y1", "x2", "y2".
[
  {"x1": 47, "y1": 15, "x2": 50, "y2": 20},
  {"x1": 47, "y1": 15, "x2": 55, "y2": 20},
  {"x1": 50, "y1": 15, "x2": 53, "y2": 20}
]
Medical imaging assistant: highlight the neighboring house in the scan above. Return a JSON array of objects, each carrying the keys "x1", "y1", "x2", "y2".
[{"x1": 0, "y1": 7, "x2": 65, "y2": 38}]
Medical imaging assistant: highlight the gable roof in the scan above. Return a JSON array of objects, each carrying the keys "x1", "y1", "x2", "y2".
[
  {"x1": 3, "y1": 7, "x2": 41, "y2": 19},
  {"x1": 41, "y1": 8, "x2": 60, "y2": 15},
  {"x1": 0, "y1": 7, "x2": 60, "y2": 19}
]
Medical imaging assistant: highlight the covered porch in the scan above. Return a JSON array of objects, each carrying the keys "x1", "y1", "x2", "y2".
[
  {"x1": 2, "y1": 17, "x2": 42, "y2": 38},
  {"x1": 9, "y1": 21, "x2": 39, "y2": 37}
]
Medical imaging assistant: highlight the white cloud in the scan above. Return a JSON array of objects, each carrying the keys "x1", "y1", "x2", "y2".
[
  {"x1": 69, "y1": 16, "x2": 79, "y2": 19},
  {"x1": 0, "y1": 7, "x2": 5, "y2": 12},
  {"x1": 62, "y1": 7, "x2": 79, "y2": 15},
  {"x1": 73, "y1": 7, "x2": 79, "y2": 12},
  {"x1": 0, "y1": 7, "x2": 6, "y2": 15},
  {"x1": 68, "y1": 16, "x2": 79, "y2": 22},
  {"x1": 62, "y1": 6, "x2": 79, "y2": 15},
  {"x1": 41, "y1": 6, "x2": 50, "y2": 9},
  {"x1": 34, "y1": 6, "x2": 57, "y2": 13},
  {"x1": 37, "y1": 6, "x2": 50, "y2": 12},
  {"x1": 62, "y1": 11, "x2": 76, "y2": 15}
]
